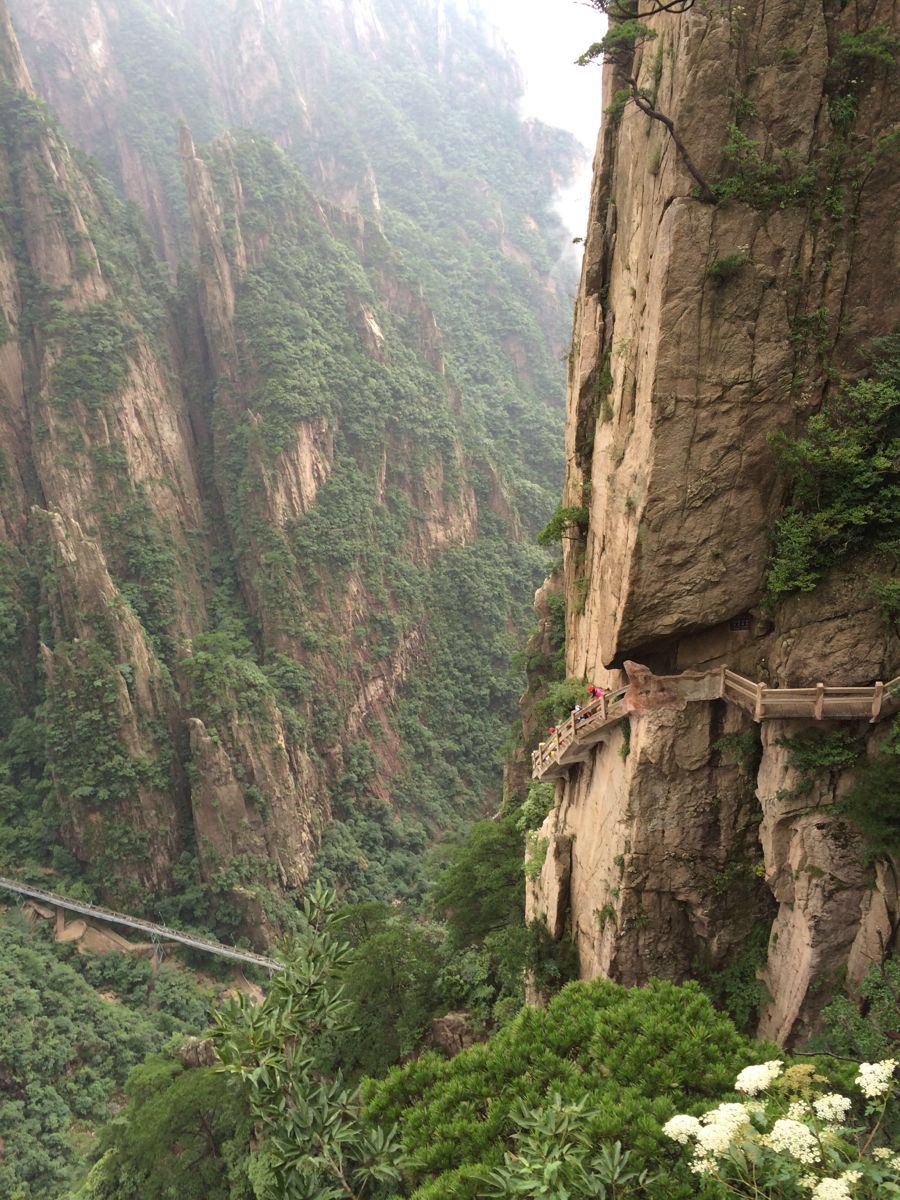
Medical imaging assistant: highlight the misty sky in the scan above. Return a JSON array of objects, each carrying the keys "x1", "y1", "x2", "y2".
[
  {"x1": 472, "y1": 0, "x2": 606, "y2": 234},
  {"x1": 477, "y1": 0, "x2": 604, "y2": 150}
]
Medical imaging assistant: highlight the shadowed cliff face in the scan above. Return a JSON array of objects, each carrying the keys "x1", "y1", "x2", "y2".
[
  {"x1": 0, "y1": 5, "x2": 208, "y2": 900},
  {"x1": 0, "y1": 10, "x2": 331, "y2": 914},
  {"x1": 529, "y1": 0, "x2": 900, "y2": 1044},
  {"x1": 0, "y1": 0, "x2": 575, "y2": 928}
]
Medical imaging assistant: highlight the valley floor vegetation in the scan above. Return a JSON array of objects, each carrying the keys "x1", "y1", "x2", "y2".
[{"x1": 59, "y1": 886, "x2": 898, "y2": 1200}]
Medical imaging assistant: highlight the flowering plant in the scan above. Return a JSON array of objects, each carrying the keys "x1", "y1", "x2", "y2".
[{"x1": 663, "y1": 1057, "x2": 899, "y2": 1198}]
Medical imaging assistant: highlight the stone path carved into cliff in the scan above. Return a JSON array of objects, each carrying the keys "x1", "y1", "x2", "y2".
[
  {"x1": 0, "y1": 876, "x2": 283, "y2": 971},
  {"x1": 532, "y1": 665, "x2": 900, "y2": 780}
]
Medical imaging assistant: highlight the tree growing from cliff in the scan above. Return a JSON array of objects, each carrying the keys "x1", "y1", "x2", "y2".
[
  {"x1": 584, "y1": 0, "x2": 694, "y2": 16},
  {"x1": 766, "y1": 347, "x2": 900, "y2": 600},
  {"x1": 536, "y1": 503, "x2": 589, "y2": 545},
  {"x1": 577, "y1": 19, "x2": 717, "y2": 204}
]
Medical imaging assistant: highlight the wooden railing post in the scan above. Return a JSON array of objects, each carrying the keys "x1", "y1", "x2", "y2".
[{"x1": 534, "y1": 669, "x2": 898, "y2": 776}]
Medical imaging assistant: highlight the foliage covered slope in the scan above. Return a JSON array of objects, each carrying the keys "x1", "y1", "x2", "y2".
[
  {"x1": 0, "y1": 917, "x2": 219, "y2": 1199},
  {"x1": 0, "y1": 0, "x2": 579, "y2": 922}
]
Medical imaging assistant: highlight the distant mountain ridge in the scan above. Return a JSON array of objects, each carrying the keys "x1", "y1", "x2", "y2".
[{"x1": 0, "y1": 0, "x2": 580, "y2": 928}]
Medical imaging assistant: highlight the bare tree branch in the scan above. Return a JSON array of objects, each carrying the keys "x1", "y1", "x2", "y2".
[
  {"x1": 629, "y1": 82, "x2": 717, "y2": 203},
  {"x1": 578, "y1": 18, "x2": 717, "y2": 204},
  {"x1": 583, "y1": 0, "x2": 695, "y2": 20}
]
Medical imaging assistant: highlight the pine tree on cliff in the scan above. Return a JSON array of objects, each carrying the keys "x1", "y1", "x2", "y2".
[{"x1": 577, "y1": 2, "x2": 717, "y2": 204}]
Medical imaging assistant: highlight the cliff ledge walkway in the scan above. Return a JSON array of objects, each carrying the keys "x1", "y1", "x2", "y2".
[
  {"x1": 532, "y1": 666, "x2": 900, "y2": 781},
  {"x1": 0, "y1": 876, "x2": 283, "y2": 971}
]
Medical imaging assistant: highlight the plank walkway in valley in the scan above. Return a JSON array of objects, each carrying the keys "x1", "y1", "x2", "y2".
[
  {"x1": 532, "y1": 667, "x2": 900, "y2": 781},
  {"x1": 0, "y1": 876, "x2": 283, "y2": 971}
]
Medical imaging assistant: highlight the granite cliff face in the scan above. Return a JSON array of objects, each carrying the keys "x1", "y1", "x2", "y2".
[
  {"x1": 0, "y1": 7, "x2": 330, "y2": 913},
  {"x1": 0, "y1": 0, "x2": 575, "y2": 928},
  {"x1": 529, "y1": 0, "x2": 900, "y2": 1044}
]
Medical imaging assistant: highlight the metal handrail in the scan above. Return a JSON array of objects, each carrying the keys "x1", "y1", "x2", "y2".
[{"x1": 0, "y1": 876, "x2": 283, "y2": 971}]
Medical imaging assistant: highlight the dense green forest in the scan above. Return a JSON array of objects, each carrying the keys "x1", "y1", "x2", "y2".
[
  {"x1": 1, "y1": 0, "x2": 898, "y2": 1196},
  {"x1": 58, "y1": 890, "x2": 900, "y2": 1200}
]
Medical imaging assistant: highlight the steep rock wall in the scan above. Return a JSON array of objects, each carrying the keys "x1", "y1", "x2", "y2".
[
  {"x1": 0, "y1": 6, "x2": 207, "y2": 893},
  {"x1": 531, "y1": 0, "x2": 900, "y2": 1043},
  {"x1": 0, "y1": 0, "x2": 573, "y2": 926}
]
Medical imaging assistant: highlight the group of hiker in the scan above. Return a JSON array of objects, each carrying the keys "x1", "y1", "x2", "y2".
[{"x1": 538, "y1": 683, "x2": 606, "y2": 762}]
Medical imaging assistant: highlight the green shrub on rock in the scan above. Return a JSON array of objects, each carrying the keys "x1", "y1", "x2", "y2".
[
  {"x1": 364, "y1": 977, "x2": 774, "y2": 1200},
  {"x1": 767, "y1": 335, "x2": 900, "y2": 600}
]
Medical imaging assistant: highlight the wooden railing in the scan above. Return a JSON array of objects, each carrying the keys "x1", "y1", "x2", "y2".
[
  {"x1": 532, "y1": 669, "x2": 900, "y2": 781},
  {"x1": 721, "y1": 670, "x2": 898, "y2": 723},
  {"x1": 531, "y1": 686, "x2": 627, "y2": 778}
]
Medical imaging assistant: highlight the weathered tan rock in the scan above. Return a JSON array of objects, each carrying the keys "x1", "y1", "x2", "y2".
[
  {"x1": 187, "y1": 713, "x2": 322, "y2": 893},
  {"x1": 564, "y1": 0, "x2": 898, "y2": 680},
  {"x1": 530, "y1": 0, "x2": 900, "y2": 1045},
  {"x1": 621, "y1": 659, "x2": 684, "y2": 714},
  {"x1": 429, "y1": 1010, "x2": 479, "y2": 1057},
  {"x1": 756, "y1": 721, "x2": 900, "y2": 1044},
  {"x1": 846, "y1": 861, "x2": 899, "y2": 994},
  {"x1": 177, "y1": 1037, "x2": 219, "y2": 1069},
  {"x1": 528, "y1": 697, "x2": 770, "y2": 986},
  {"x1": 38, "y1": 510, "x2": 185, "y2": 891},
  {"x1": 526, "y1": 829, "x2": 571, "y2": 941}
]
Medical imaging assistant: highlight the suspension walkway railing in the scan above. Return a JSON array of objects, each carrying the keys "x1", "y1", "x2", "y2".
[
  {"x1": 532, "y1": 668, "x2": 900, "y2": 781},
  {"x1": 0, "y1": 876, "x2": 283, "y2": 972}
]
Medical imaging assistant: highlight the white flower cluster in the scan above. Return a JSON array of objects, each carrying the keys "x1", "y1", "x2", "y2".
[
  {"x1": 665, "y1": 1059, "x2": 900, "y2": 1194},
  {"x1": 800, "y1": 1170, "x2": 863, "y2": 1200},
  {"x1": 797, "y1": 1171, "x2": 861, "y2": 1197},
  {"x1": 808, "y1": 1178, "x2": 853, "y2": 1200},
  {"x1": 812, "y1": 1092, "x2": 852, "y2": 1123},
  {"x1": 761, "y1": 1117, "x2": 820, "y2": 1165},
  {"x1": 734, "y1": 1059, "x2": 783, "y2": 1095},
  {"x1": 855, "y1": 1058, "x2": 897, "y2": 1099},
  {"x1": 663, "y1": 1103, "x2": 751, "y2": 1175},
  {"x1": 661, "y1": 1114, "x2": 701, "y2": 1144}
]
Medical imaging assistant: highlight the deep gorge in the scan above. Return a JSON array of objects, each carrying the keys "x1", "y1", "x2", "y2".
[{"x1": 0, "y1": 0, "x2": 898, "y2": 1197}]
